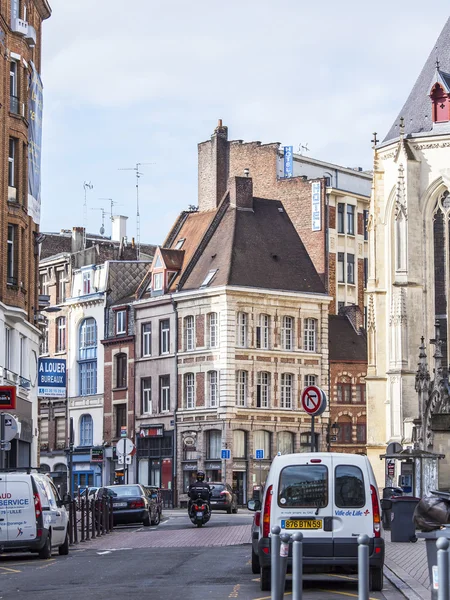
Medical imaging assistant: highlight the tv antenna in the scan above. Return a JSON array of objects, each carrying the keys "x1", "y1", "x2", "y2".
[
  {"x1": 83, "y1": 182, "x2": 94, "y2": 248},
  {"x1": 90, "y1": 207, "x2": 108, "y2": 236},
  {"x1": 91, "y1": 199, "x2": 121, "y2": 236},
  {"x1": 118, "y1": 162, "x2": 154, "y2": 259},
  {"x1": 298, "y1": 143, "x2": 310, "y2": 155}
]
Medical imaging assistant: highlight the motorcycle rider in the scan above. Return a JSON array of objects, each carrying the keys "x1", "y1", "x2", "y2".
[{"x1": 188, "y1": 471, "x2": 212, "y2": 517}]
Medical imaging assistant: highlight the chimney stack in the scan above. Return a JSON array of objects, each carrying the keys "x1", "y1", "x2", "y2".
[
  {"x1": 111, "y1": 215, "x2": 128, "y2": 242},
  {"x1": 229, "y1": 176, "x2": 253, "y2": 210},
  {"x1": 198, "y1": 119, "x2": 229, "y2": 212},
  {"x1": 72, "y1": 227, "x2": 85, "y2": 253}
]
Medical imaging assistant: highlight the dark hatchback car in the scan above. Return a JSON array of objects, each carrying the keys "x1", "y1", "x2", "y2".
[
  {"x1": 209, "y1": 482, "x2": 238, "y2": 514},
  {"x1": 100, "y1": 484, "x2": 160, "y2": 527}
]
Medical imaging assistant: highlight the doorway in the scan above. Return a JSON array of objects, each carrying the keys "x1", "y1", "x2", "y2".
[{"x1": 232, "y1": 471, "x2": 246, "y2": 505}]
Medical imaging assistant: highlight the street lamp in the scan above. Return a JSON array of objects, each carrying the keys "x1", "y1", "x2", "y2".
[{"x1": 328, "y1": 422, "x2": 340, "y2": 451}]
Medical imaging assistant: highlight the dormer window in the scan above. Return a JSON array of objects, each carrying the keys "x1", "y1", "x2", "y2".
[
  {"x1": 83, "y1": 271, "x2": 91, "y2": 294},
  {"x1": 431, "y1": 83, "x2": 450, "y2": 123},
  {"x1": 175, "y1": 238, "x2": 185, "y2": 250},
  {"x1": 153, "y1": 272, "x2": 163, "y2": 291}
]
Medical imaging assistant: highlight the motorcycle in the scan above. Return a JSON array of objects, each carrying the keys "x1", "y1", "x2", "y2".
[{"x1": 188, "y1": 491, "x2": 211, "y2": 528}]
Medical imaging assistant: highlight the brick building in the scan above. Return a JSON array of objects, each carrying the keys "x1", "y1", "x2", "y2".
[{"x1": 0, "y1": 0, "x2": 51, "y2": 468}]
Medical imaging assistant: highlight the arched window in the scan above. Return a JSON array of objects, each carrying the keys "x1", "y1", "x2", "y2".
[
  {"x1": 277, "y1": 431, "x2": 294, "y2": 454},
  {"x1": 356, "y1": 416, "x2": 367, "y2": 444},
  {"x1": 115, "y1": 352, "x2": 127, "y2": 388},
  {"x1": 80, "y1": 414, "x2": 93, "y2": 446},
  {"x1": 337, "y1": 416, "x2": 352, "y2": 444},
  {"x1": 254, "y1": 430, "x2": 271, "y2": 458},
  {"x1": 79, "y1": 318, "x2": 97, "y2": 396},
  {"x1": 233, "y1": 430, "x2": 247, "y2": 458},
  {"x1": 40, "y1": 463, "x2": 51, "y2": 473},
  {"x1": 184, "y1": 373, "x2": 195, "y2": 409}
]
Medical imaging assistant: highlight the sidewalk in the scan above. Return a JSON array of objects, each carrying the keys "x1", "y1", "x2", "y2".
[{"x1": 384, "y1": 530, "x2": 431, "y2": 600}]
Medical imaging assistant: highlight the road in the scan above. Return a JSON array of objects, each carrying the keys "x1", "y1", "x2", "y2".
[{"x1": 0, "y1": 509, "x2": 405, "y2": 600}]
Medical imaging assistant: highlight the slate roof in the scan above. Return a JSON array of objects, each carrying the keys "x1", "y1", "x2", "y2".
[
  {"x1": 160, "y1": 249, "x2": 185, "y2": 271},
  {"x1": 329, "y1": 315, "x2": 366, "y2": 362},
  {"x1": 384, "y1": 18, "x2": 450, "y2": 143},
  {"x1": 180, "y1": 197, "x2": 326, "y2": 295},
  {"x1": 106, "y1": 261, "x2": 152, "y2": 306}
]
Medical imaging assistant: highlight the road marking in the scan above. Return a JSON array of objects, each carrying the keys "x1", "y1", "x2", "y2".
[
  {"x1": 96, "y1": 551, "x2": 112, "y2": 555},
  {"x1": 0, "y1": 566, "x2": 21, "y2": 574},
  {"x1": 318, "y1": 590, "x2": 377, "y2": 599},
  {"x1": 327, "y1": 574, "x2": 358, "y2": 581},
  {"x1": 228, "y1": 583, "x2": 240, "y2": 598},
  {"x1": 37, "y1": 559, "x2": 57, "y2": 570}
]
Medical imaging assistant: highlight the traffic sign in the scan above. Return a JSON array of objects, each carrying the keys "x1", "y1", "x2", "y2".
[
  {"x1": 221, "y1": 449, "x2": 231, "y2": 460},
  {"x1": 117, "y1": 454, "x2": 124, "y2": 465},
  {"x1": 1, "y1": 413, "x2": 18, "y2": 442},
  {"x1": 0, "y1": 441, "x2": 11, "y2": 451},
  {"x1": 301, "y1": 386, "x2": 327, "y2": 416},
  {"x1": 255, "y1": 449, "x2": 264, "y2": 460},
  {"x1": 116, "y1": 437, "x2": 134, "y2": 456}
]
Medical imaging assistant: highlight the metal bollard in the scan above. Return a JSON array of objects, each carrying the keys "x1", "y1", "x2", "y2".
[
  {"x1": 73, "y1": 500, "x2": 78, "y2": 543},
  {"x1": 292, "y1": 532, "x2": 303, "y2": 600},
  {"x1": 437, "y1": 537, "x2": 450, "y2": 600},
  {"x1": 279, "y1": 533, "x2": 291, "y2": 600},
  {"x1": 80, "y1": 499, "x2": 85, "y2": 542},
  {"x1": 91, "y1": 499, "x2": 96, "y2": 539},
  {"x1": 271, "y1": 526, "x2": 281, "y2": 600},
  {"x1": 358, "y1": 534, "x2": 370, "y2": 600},
  {"x1": 85, "y1": 497, "x2": 90, "y2": 541}
]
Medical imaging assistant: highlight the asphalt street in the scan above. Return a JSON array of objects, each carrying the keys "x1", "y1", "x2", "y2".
[{"x1": 0, "y1": 510, "x2": 405, "y2": 600}]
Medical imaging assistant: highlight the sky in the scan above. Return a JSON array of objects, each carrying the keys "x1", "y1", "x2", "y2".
[{"x1": 40, "y1": 1, "x2": 450, "y2": 245}]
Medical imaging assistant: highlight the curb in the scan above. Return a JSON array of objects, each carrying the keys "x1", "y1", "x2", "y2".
[{"x1": 384, "y1": 559, "x2": 430, "y2": 600}]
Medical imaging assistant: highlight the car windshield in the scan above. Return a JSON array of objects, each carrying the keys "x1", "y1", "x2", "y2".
[
  {"x1": 278, "y1": 465, "x2": 328, "y2": 508},
  {"x1": 107, "y1": 485, "x2": 141, "y2": 497},
  {"x1": 210, "y1": 484, "x2": 225, "y2": 495}
]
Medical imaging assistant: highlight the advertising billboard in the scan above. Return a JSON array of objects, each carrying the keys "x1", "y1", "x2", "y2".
[{"x1": 38, "y1": 358, "x2": 66, "y2": 398}]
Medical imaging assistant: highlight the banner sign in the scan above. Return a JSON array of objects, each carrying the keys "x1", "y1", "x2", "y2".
[
  {"x1": 38, "y1": 358, "x2": 66, "y2": 398},
  {"x1": 283, "y1": 146, "x2": 293, "y2": 178},
  {"x1": 28, "y1": 61, "x2": 43, "y2": 225},
  {"x1": 0, "y1": 386, "x2": 16, "y2": 410},
  {"x1": 311, "y1": 181, "x2": 321, "y2": 231}
]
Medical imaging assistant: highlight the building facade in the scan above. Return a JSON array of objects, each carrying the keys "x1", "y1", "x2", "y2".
[{"x1": 0, "y1": 0, "x2": 51, "y2": 468}]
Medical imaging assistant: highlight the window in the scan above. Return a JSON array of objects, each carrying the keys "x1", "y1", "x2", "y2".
[
  {"x1": 303, "y1": 318, "x2": 317, "y2": 352},
  {"x1": 8, "y1": 138, "x2": 16, "y2": 188},
  {"x1": 257, "y1": 372, "x2": 270, "y2": 408},
  {"x1": 114, "y1": 404, "x2": 127, "y2": 438},
  {"x1": 201, "y1": 269, "x2": 218, "y2": 287},
  {"x1": 338, "y1": 252, "x2": 345, "y2": 283},
  {"x1": 337, "y1": 203, "x2": 345, "y2": 233},
  {"x1": 57, "y1": 317, "x2": 66, "y2": 352},
  {"x1": 304, "y1": 374, "x2": 316, "y2": 388},
  {"x1": 335, "y1": 465, "x2": 365, "y2": 508},
  {"x1": 141, "y1": 377, "x2": 152, "y2": 414},
  {"x1": 208, "y1": 312, "x2": 218, "y2": 348},
  {"x1": 281, "y1": 316, "x2": 293, "y2": 350},
  {"x1": 184, "y1": 373, "x2": 194, "y2": 409},
  {"x1": 257, "y1": 314, "x2": 270, "y2": 349},
  {"x1": 153, "y1": 272, "x2": 163, "y2": 291},
  {"x1": 184, "y1": 315, "x2": 195, "y2": 351},
  {"x1": 4, "y1": 326, "x2": 11, "y2": 370},
  {"x1": 363, "y1": 209, "x2": 369, "y2": 241},
  {"x1": 208, "y1": 370, "x2": 218, "y2": 407},
  {"x1": 79, "y1": 318, "x2": 97, "y2": 396},
  {"x1": 236, "y1": 312, "x2": 248, "y2": 347},
  {"x1": 40, "y1": 418, "x2": 48, "y2": 445},
  {"x1": 40, "y1": 323, "x2": 48, "y2": 355},
  {"x1": 175, "y1": 238, "x2": 185, "y2": 250},
  {"x1": 56, "y1": 417, "x2": 66, "y2": 446},
  {"x1": 57, "y1": 271, "x2": 66, "y2": 303},
  {"x1": 337, "y1": 383, "x2": 352, "y2": 403},
  {"x1": 278, "y1": 464, "x2": 328, "y2": 508},
  {"x1": 79, "y1": 414, "x2": 93, "y2": 446},
  {"x1": 207, "y1": 430, "x2": 221, "y2": 459},
  {"x1": 357, "y1": 421, "x2": 367, "y2": 443},
  {"x1": 347, "y1": 253, "x2": 355, "y2": 284},
  {"x1": 337, "y1": 419, "x2": 353, "y2": 443},
  {"x1": 254, "y1": 430, "x2": 271, "y2": 458},
  {"x1": 355, "y1": 384, "x2": 366, "y2": 404},
  {"x1": 233, "y1": 430, "x2": 247, "y2": 458},
  {"x1": 160, "y1": 375, "x2": 170, "y2": 412},
  {"x1": 338, "y1": 301, "x2": 345, "y2": 313},
  {"x1": 280, "y1": 373, "x2": 293, "y2": 409},
  {"x1": 115, "y1": 353, "x2": 127, "y2": 388},
  {"x1": 160, "y1": 319, "x2": 170, "y2": 354},
  {"x1": 364, "y1": 257, "x2": 368, "y2": 288},
  {"x1": 82, "y1": 271, "x2": 91, "y2": 295},
  {"x1": 236, "y1": 371, "x2": 248, "y2": 407},
  {"x1": 10, "y1": 61, "x2": 18, "y2": 114},
  {"x1": 347, "y1": 205, "x2": 355, "y2": 235},
  {"x1": 141, "y1": 323, "x2": 152, "y2": 356},
  {"x1": 116, "y1": 310, "x2": 126, "y2": 335},
  {"x1": 19, "y1": 334, "x2": 25, "y2": 376},
  {"x1": 277, "y1": 431, "x2": 294, "y2": 455},
  {"x1": 7, "y1": 224, "x2": 16, "y2": 285}
]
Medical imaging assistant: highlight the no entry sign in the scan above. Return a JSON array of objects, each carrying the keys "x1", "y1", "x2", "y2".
[{"x1": 301, "y1": 386, "x2": 327, "y2": 416}]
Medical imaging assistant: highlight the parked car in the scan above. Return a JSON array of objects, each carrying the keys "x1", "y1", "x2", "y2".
[
  {"x1": 0, "y1": 470, "x2": 70, "y2": 558},
  {"x1": 101, "y1": 484, "x2": 160, "y2": 527},
  {"x1": 248, "y1": 452, "x2": 385, "y2": 592},
  {"x1": 78, "y1": 487, "x2": 99, "y2": 501},
  {"x1": 251, "y1": 510, "x2": 261, "y2": 574},
  {"x1": 209, "y1": 482, "x2": 238, "y2": 514},
  {"x1": 144, "y1": 486, "x2": 163, "y2": 525}
]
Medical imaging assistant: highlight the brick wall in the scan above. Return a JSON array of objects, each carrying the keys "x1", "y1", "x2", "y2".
[
  {"x1": 196, "y1": 372, "x2": 205, "y2": 407},
  {"x1": 196, "y1": 314, "x2": 205, "y2": 347},
  {"x1": 329, "y1": 205, "x2": 336, "y2": 229}
]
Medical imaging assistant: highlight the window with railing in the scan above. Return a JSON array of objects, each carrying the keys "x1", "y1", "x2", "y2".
[
  {"x1": 78, "y1": 318, "x2": 97, "y2": 396},
  {"x1": 257, "y1": 372, "x2": 270, "y2": 408},
  {"x1": 10, "y1": 60, "x2": 19, "y2": 114}
]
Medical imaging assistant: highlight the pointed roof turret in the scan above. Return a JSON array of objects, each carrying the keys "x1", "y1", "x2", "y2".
[{"x1": 384, "y1": 18, "x2": 450, "y2": 143}]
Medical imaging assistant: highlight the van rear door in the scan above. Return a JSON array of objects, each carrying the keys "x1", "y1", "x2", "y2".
[
  {"x1": 332, "y1": 456, "x2": 373, "y2": 558},
  {"x1": 0, "y1": 474, "x2": 36, "y2": 542},
  {"x1": 275, "y1": 456, "x2": 334, "y2": 558},
  {"x1": 0, "y1": 473, "x2": 8, "y2": 543}
]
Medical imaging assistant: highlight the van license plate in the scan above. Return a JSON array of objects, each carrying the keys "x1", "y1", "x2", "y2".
[{"x1": 282, "y1": 519, "x2": 322, "y2": 530}]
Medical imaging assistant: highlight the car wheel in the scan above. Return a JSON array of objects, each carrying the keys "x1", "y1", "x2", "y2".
[
  {"x1": 232, "y1": 505, "x2": 238, "y2": 514},
  {"x1": 151, "y1": 510, "x2": 160, "y2": 526},
  {"x1": 227, "y1": 506, "x2": 232, "y2": 515},
  {"x1": 39, "y1": 533, "x2": 52, "y2": 559},
  {"x1": 369, "y1": 567, "x2": 383, "y2": 592},
  {"x1": 260, "y1": 566, "x2": 271, "y2": 591},
  {"x1": 58, "y1": 531, "x2": 70, "y2": 556},
  {"x1": 251, "y1": 548, "x2": 260, "y2": 574},
  {"x1": 143, "y1": 511, "x2": 151, "y2": 527}
]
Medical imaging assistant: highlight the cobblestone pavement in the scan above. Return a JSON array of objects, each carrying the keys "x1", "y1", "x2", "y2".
[{"x1": 384, "y1": 531, "x2": 431, "y2": 600}]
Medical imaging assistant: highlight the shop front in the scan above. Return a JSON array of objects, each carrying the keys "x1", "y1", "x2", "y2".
[
  {"x1": 136, "y1": 424, "x2": 174, "y2": 507},
  {"x1": 205, "y1": 460, "x2": 222, "y2": 483},
  {"x1": 232, "y1": 461, "x2": 248, "y2": 505}
]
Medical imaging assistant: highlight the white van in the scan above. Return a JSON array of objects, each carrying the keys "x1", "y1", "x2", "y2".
[
  {"x1": 0, "y1": 471, "x2": 69, "y2": 558},
  {"x1": 248, "y1": 453, "x2": 384, "y2": 592}
]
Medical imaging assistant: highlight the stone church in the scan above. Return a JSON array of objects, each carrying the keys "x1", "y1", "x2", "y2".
[{"x1": 366, "y1": 17, "x2": 450, "y2": 490}]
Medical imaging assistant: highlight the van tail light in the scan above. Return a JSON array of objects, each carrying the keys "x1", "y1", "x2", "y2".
[
  {"x1": 262, "y1": 485, "x2": 273, "y2": 538},
  {"x1": 371, "y1": 485, "x2": 381, "y2": 538},
  {"x1": 34, "y1": 493, "x2": 42, "y2": 521},
  {"x1": 130, "y1": 500, "x2": 145, "y2": 509},
  {"x1": 255, "y1": 511, "x2": 261, "y2": 527}
]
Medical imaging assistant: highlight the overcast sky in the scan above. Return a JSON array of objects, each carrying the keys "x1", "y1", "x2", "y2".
[{"x1": 40, "y1": 1, "x2": 450, "y2": 244}]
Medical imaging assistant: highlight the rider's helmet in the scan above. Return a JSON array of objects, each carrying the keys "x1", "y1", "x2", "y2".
[{"x1": 196, "y1": 471, "x2": 205, "y2": 482}]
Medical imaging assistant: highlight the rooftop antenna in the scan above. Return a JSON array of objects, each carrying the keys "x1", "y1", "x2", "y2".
[
  {"x1": 90, "y1": 207, "x2": 107, "y2": 235},
  {"x1": 92, "y1": 198, "x2": 122, "y2": 236},
  {"x1": 83, "y1": 182, "x2": 94, "y2": 249},
  {"x1": 298, "y1": 143, "x2": 310, "y2": 155},
  {"x1": 118, "y1": 162, "x2": 154, "y2": 259}
]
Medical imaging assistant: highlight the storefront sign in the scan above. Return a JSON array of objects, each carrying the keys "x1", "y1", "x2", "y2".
[
  {"x1": 91, "y1": 448, "x2": 104, "y2": 463},
  {"x1": 184, "y1": 435, "x2": 196, "y2": 447},
  {"x1": 139, "y1": 424, "x2": 164, "y2": 438},
  {"x1": 232, "y1": 462, "x2": 247, "y2": 471},
  {"x1": 205, "y1": 462, "x2": 221, "y2": 470},
  {"x1": 0, "y1": 386, "x2": 16, "y2": 410},
  {"x1": 183, "y1": 463, "x2": 197, "y2": 471}
]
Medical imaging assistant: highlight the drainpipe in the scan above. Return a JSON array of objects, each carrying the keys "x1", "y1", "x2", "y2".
[{"x1": 171, "y1": 296, "x2": 178, "y2": 507}]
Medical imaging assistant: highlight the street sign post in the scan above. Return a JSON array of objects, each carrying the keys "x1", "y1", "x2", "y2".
[
  {"x1": 221, "y1": 449, "x2": 231, "y2": 460},
  {"x1": 301, "y1": 386, "x2": 327, "y2": 452},
  {"x1": 116, "y1": 438, "x2": 134, "y2": 484},
  {"x1": 255, "y1": 449, "x2": 265, "y2": 487}
]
